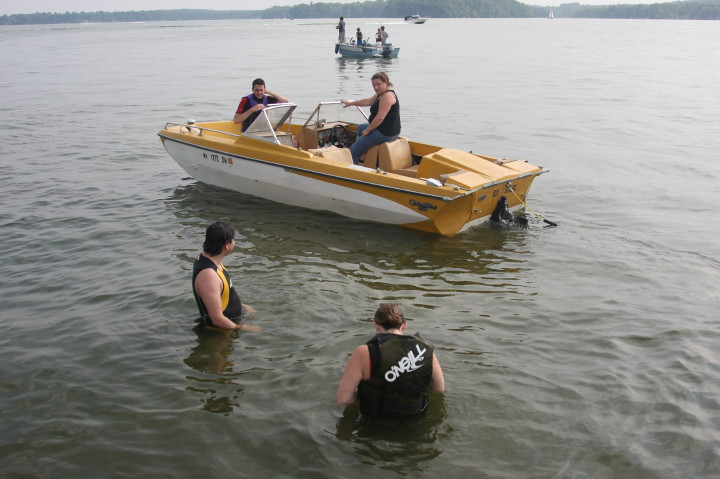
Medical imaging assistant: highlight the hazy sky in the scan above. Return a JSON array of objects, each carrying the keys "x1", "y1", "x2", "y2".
[{"x1": 1, "y1": 0, "x2": 667, "y2": 16}]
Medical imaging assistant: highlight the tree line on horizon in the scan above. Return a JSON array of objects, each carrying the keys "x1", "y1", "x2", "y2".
[{"x1": 2, "y1": 0, "x2": 719, "y2": 25}]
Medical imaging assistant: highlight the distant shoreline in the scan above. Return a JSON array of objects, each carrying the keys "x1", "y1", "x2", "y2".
[{"x1": 2, "y1": 2, "x2": 719, "y2": 26}]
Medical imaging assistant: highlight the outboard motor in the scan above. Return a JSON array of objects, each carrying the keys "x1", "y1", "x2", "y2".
[{"x1": 490, "y1": 196, "x2": 528, "y2": 226}]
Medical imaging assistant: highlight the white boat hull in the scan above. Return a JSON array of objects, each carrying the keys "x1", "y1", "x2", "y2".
[{"x1": 163, "y1": 139, "x2": 426, "y2": 225}]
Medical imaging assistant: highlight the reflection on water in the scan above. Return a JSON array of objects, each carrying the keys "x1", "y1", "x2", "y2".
[
  {"x1": 165, "y1": 181, "x2": 537, "y2": 331},
  {"x1": 184, "y1": 324, "x2": 243, "y2": 415},
  {"x1": 335, "y1": 395, "x2": 451, "y2": 471},
  {"x1": 335, "y1": 56, "x2": 398, "y2": 81},
  {"x1": 165, "y1": 181, "x2": 533, "y2": 277}
]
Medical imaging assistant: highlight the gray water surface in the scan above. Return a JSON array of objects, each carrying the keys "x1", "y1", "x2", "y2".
[{"x1": 1, "y1": 18, "x2": 719, "y2": 478}]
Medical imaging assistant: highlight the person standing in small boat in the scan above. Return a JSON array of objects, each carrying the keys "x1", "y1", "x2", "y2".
[
  {"x1": 341, "y1": 72, "x2": 401, "y2": 165},
  {"x1": 336, "y1": 16, "x2": 345, "y2": 42},
  {"x1": 380, "y1": 26, "x2": 389, "y2": 45},
  {"x1": 336, "y1": 304, "x2": 445, "y2": 417},
  {"x1": 356, "y1": 27, "x2": 363, "y2": 45},
  {"x1": 233, "y1": 78, "x2": 289, "y2": 132},
  {"x1": 192, "y1": 221, "x2": 259, "y2": 332}
]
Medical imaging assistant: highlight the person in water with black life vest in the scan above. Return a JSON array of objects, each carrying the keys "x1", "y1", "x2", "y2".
[
  {"x1": 336, "y1": 304, "x2": 445, "y2": 417},
  {"x1": 192, "y1": 221, "x2": 260, "y2": 332},
  {"x1": 233, "y1": 78, "x2": 289, "y2": 132},
  {"x1": 341, "y1": 71, "x2": 401, "y2": 165}
]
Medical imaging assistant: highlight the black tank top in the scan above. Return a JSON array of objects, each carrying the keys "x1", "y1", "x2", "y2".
[{"x1": 369, "y1": 90, "x2": 401, "y2": 136}]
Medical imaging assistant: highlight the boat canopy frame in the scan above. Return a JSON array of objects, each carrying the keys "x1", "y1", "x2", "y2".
[
  {"x1": 302, "y1": 101, "x2": 369, "y2": 130},
  {"x1": 243, "y1": 102, "x2": 298, "y2": 145}
]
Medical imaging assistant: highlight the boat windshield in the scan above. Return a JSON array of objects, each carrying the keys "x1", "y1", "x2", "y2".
[
  {"x1": 244, "y1": 103, "x2": 296, "y2": 144},
  {"x1": 302, "y1": 101, "x2": 369, "y2": 129}
]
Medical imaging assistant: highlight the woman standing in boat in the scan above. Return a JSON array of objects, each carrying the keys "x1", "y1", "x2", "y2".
[{"x1": 341, "y1": 72, "x2": 401, "y2": 165}]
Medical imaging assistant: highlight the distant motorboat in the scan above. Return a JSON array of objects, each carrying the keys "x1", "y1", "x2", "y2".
[
  {"x1": 548, "y1": 10, "x2": 555, "y2": 19},
  {"x1": 404, "y1": 14, "x2": 428, "y2": 24}
]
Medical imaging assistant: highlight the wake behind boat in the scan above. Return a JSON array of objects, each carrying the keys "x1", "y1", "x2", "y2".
[{"x1": 158, "y1": 101, "x2": 548, "y2": 236}]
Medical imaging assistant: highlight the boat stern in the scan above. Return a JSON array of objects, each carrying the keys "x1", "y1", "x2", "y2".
[{"x1": 396, "y1": 148, "x2": 547, "y2": 234}]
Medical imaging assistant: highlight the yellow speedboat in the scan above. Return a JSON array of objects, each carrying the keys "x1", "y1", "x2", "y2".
[{"x1": 158, "y1": 101, "x2": 548, "y2": 236}]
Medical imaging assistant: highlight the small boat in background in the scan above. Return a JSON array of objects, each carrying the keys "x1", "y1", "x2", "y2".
[
  {"x1": 548, "y1": 10, "x2": 555, "y2": 19},
  {"x1": 335, "y1": 40, "x2": 399, "y2": 58},
  {"x1": 404, "y1": 14, "x2": 428, "y2": 24}
]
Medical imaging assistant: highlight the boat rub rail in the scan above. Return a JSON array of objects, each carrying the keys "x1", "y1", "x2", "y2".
[{"x1": 158, "y1": 129, "x2": 547, "y2": 202}]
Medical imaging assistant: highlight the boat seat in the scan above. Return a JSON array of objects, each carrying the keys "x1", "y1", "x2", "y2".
[
  {"x1": 365, "y1": 137, "x2": 418, "y2": 177},
  {"x1": 307, "y1": 146, "x2": 353, "y2": 164},
  {"x1": 299, "y1": 127, "x2": 318, "y2": 150}
]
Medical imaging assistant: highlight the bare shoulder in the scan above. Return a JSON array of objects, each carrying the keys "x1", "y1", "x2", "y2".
[
  {"x1": 194, "y1": 267, "x2": 220, "y2": 291},
  {"x1": 347, "y1": 344, "x2": 371, "y2": 378},
  {"x1": 381, "y1": 91, "x2": 397, "y2": 104},
  {"x1": 353, "y1": 344, "x2": 369, "y2": 357},
  {"x1": 195, "y1": 267, "x2": 218, "y2": 281}
]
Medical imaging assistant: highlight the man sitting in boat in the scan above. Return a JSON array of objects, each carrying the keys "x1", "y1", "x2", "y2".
[
  {"x1": 234, "y1": 78, "x2": 289, "y2": 132},
  {"x1": 341, "y1": 72, "x2": 401, "y2": 165}
]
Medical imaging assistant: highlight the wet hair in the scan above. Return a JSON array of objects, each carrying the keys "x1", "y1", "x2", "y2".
[
  {"x1": 374, "y1": 304, "x2": 405, "y2": 330},
  {"x1": 202, "y1": 221, "x2": 235, "y2": 255},
  {"x1": 252, "y1": 78, "x2": 265, "y2": 88},
  {"x1": 371, "y1": 72, "x2": 393, "y2": 88}
]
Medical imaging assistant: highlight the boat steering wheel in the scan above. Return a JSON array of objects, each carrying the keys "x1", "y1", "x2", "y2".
[{"x1": 331, "y1": 124, "x2": 349, "y2": 148}]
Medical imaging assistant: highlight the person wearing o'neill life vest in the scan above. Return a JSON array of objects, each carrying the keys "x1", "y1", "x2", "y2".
[
  {"x1": 337, "y1": 304, "x2": 445, "y2": 417},
  {"x1": 233, "y1": 78, "x2": 289, "y2": 132}
]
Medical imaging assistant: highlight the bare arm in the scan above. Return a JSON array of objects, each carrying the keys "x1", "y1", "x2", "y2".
[
  {"x1": 431, "y1": 354, "x2": 445, "y2": 393},
  {"x1": 336, "y1": 345, "x2": 370, "y2": 405},
  {"x1": 194, "y1": 268, "x2": 243, "y2": 330},
  {"x1": 341, "y1": 94, "x2": 378, "y2": 108},
  {"x1": 233, "y1": 107, "x2": 259, "y2": 125},
  {"x1": 265, "y1": 90, "x2": 289, "y2": 103}
]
